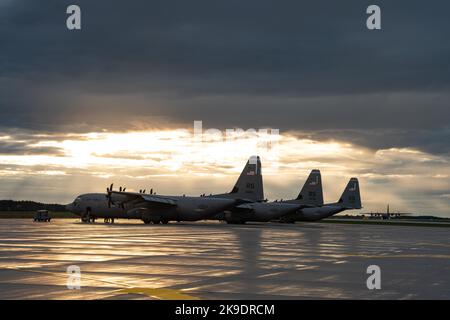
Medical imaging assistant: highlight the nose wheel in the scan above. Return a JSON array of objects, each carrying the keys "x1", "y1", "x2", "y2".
[{"x1": 81, "y1": 208, "x2": 95, "y2": 223}]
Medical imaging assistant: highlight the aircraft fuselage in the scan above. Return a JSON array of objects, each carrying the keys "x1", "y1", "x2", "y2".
[
  {"x1": 67, "y1": 193, "x2": 237, "y2": 223},
  {"x1": 281, "y1": 203, "x2": 347, "y2": 222}
]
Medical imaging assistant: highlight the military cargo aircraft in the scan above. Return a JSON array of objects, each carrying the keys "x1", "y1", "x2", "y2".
[
  {"x1": 280, "y1": 177, "x2": 362, "y2": 222},
  {"x1": 213, "y1": 169, "x2": 323, "y2": 224},
  {"x1": 66, "y1": 156, "x2": 263, "y2": 224}
]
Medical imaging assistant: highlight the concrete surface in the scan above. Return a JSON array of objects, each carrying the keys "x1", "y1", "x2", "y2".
[{"x1": 0, "y1": 219, "x2": 448, "y2": 299}]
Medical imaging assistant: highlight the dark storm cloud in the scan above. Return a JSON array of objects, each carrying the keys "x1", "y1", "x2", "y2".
[
  {"x1": 1, "y1": 0, "x2": 450, "y2": 153},
  {"x1": 0, "y1": 140, "x2": 63, "y2": 155},
  {"x1": 290, "y1": 126, "x2": 450, "y2": 155}
]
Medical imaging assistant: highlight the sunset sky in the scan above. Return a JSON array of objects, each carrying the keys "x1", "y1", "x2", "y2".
[{"x1": 1, "y1": 1, "x2": 449, "y2": 216}]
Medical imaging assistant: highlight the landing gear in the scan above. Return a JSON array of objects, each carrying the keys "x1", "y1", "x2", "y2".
[
  {"x1": 226, "y1": 220, "x2": 246, "y2": 225},
  {"x1": 82, "y1": 208, "x2": 94, "y2": 223},
  {"x1": 278, "y1": 218, "x2": 295, "y2": 224},
  {"x1": 104, "y1": 218, "x2": 115, "y2": 224},
  {"x1": 142, "y1": 218, "x2": 167, "y2": 224}
]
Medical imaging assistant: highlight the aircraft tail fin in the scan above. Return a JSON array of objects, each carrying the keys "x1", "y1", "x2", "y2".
[
  {"x1": 230, "y1": 155, "x2": 264, "y2": 201},
  {"x1": 338, "y1": 178, "x2": 362, "y2": 209},
  {"x1": 213, "y1": 156, "x2": 264, "y2": 202},
  {"x1": 295, "y1": 169, "x2": 323, "y2": 206}
]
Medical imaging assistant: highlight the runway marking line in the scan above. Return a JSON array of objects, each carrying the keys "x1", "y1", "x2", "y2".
[
  {"x1": 2, "y1": 266, "x2": 200, "y2": 300},
  {"x1": 340, "y1": 253, "x2": 450, "y2": 259},
  {"x1": 116, "y1": 287, "x2": 199, "y2": 300}
]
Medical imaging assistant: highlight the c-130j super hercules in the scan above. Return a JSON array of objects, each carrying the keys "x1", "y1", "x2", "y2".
[
  {"x1": 66, "y1": 156, "x2": 361, "y2": 224},
  {"x1": 67, "y1": 156, "x2": 263, "y2": 224}
]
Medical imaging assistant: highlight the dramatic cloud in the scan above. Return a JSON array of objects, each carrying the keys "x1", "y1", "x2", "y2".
[
  {"x1": 0, "y1": 1, "x2": 449, "y2": 215},
  {"x1": 0, "y1": 129, "x2": 448, "y2": 216}
]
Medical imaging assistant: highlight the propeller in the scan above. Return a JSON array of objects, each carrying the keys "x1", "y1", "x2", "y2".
[
  {"x1": 106, "y1": 183, "x2": 114, "y2": 208},
  {"x1": 106, "y1": 183, "x2": 128, "y2": 209}
]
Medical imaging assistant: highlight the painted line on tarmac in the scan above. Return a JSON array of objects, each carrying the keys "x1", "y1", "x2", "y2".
[
  {"x1": 336, "y1": 253, "x2": 450, "y2": 259},
  {"x1": 2, "y1": 266, "x2": 200, "y2": 300},
  {"x1": 116, "y1": 287, "x2": 199, "y2": 300}
]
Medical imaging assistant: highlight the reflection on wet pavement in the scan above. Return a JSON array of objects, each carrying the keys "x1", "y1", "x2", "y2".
[{"x1": 0, "y1": 219, "x2": 449, "y2": 299}]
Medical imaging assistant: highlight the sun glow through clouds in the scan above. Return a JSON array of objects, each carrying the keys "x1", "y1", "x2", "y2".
[
  {"x1": 0, "y1": 128, "x2": 449, "y2": 216},
  {"x1": 0, "y1": 129, "x2": 355, "y2": 174}
]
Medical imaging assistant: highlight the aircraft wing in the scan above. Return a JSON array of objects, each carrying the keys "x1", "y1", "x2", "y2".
[
  {"x1": 299, "y1": 204, "x2": 322, "y2": 208},
  {"x1": 284, "y1": 200, "x2": 322, "y2": 209},
  {"x1": 235, "y1": 203, "x2": 254, "y2": 210},
  {"x1": 109, "y1": 191, "x2": 177, "y2": 207},
  {"x1": 140, "y1": 194, "x2": 177, "y2": 206},
  {"x1": 208, "y1": 194, "x2": 258, "y2": 205}
]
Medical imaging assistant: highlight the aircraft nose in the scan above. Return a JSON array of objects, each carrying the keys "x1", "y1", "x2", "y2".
[{"x1": 66, "y1": 202, "x2": 74, "y2": 212}]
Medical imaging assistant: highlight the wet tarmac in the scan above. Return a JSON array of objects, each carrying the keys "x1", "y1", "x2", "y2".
[{"x1": 0, "y1": 219, "x2": 449, "y2": 299}]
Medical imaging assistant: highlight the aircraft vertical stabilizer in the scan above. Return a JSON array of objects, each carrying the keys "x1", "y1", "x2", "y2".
[
  {"x1": 212, "y1": 156, "x2": 264, "y2": 202},
  {"x1": 295, "y1": 169, "x2": 323, "y2": 206},
  {"x1": 338, "y1": 177, "x2": 362, "y2": 209}
]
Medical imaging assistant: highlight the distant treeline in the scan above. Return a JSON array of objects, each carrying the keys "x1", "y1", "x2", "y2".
[
  {"x1": 0, "y1": 200, "x2": 66, "y2": 212},
  {"x1": 335, "y1": 213, "x2": 449, "y2": 221}
]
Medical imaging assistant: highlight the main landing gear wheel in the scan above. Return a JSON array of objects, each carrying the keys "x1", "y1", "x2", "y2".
[
  {"x1": 82, "y1": 208, "x2": 94, "y2": 223},
  {"x1": 226, "y1": 220, "x2": 246, "y2": 225},
  {"x1": 142, "y1": 217, "x2": 165, "y2": 224}
]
